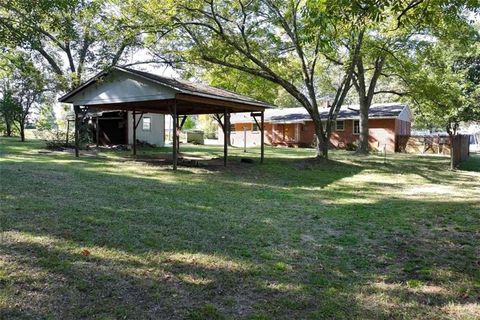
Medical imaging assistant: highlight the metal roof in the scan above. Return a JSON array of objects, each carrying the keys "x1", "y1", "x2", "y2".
[
  {"x1": 119, "y1": 67, "x2": 271, "y2": 108},
  {"x1": 230, "y1": 103, "x2": 409, "y2": 124},
  {"x1": 59, "y1": 66, "x2": 271, "y2": 110}
]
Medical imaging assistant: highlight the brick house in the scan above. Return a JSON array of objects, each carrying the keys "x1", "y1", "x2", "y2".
[{"x1": 226, "y1": 103, "x2": 412, "y2": 152}]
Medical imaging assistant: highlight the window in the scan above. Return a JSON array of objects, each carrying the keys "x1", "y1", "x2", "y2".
[
  {"x1": 142, "y1": 117, "x2": 151, "y2": 131},
  {"x1": 252, "y1": 123, "x2": 259, "y2": 132},
  {"x1": 335, "y1": 120, "x2": 345, "y2": 131},
  {"x1": 353, "y1": 120, "x2": 360, "y2": 135}
]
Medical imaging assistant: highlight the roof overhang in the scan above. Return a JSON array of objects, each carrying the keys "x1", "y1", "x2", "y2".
[{"x1": 59, "y1": 67, "x2": 271, "y2": 114}]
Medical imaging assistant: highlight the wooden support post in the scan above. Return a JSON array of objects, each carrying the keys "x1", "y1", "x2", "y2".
[
  {"x1": 172, "y1": 102, "x2": 178, "y2": 170},
  {"x1": 96, "y1": 116, "x2": 99, "y2": 147},
  {"x1": 180, "y1": 115, "x2": 188, "y2": 128},
  {"x1": 132, "y1": 108, "x2": 136, "y2": 156},
  {"x1": 243, "y1": 126, "x2": 247, "y2": 152},
  {"x1": 224, "y1": 108, "x2": 228, "y2": 167},
  {"x1": 251, "y1": 111, "x2": 265, "y2": 164},
  {"x1": 66, "y1": 119, "x2": 70, "y2": 145},
  {"x1": 74, "y1": 105, "x2": 80, "y2": 157},
  {"x1": 261, "y1": 110, "x2": 265, "y2": 164}
]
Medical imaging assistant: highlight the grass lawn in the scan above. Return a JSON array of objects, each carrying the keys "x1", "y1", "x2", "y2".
[{"x1": 1, "y1": 137, "x2": 479, "y2": 319}]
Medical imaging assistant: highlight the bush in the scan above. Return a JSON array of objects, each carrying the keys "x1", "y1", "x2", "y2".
[
  {"x1": 345, "y1": 141, "x2": 358, "y2": 151},
  {"x1": 35, "y1": 121, "x2": 92, "y2": 150},
  {"x1": 34, "y1": 128, "x2": 74, "y2": 150}
]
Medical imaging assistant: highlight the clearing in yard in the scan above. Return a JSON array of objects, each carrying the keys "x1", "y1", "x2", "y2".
[{"x1": 0, "y1": 137, "x2": 479, "y2": 319}]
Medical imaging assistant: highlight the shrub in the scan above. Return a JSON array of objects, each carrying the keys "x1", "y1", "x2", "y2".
[
  {"x1": 34, "y1": 128, "x2": 74, "y2": 150},
  {"x1": 345, "y1": 141, "x2": 358, "y2": 151}
]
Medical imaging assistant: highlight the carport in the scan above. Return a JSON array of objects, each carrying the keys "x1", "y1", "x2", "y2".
[{"x1": 59, "y1": 66, "x2": 270, "y2": 170}]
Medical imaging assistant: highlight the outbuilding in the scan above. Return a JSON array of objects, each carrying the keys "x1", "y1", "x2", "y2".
[{"x1": 59, "y1": 66, "x2": 270, "y2": 169}]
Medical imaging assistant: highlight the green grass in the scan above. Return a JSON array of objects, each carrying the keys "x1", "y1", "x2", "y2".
[{"x1": 1, "y1": 136, "x2": 479, "y2": 319}]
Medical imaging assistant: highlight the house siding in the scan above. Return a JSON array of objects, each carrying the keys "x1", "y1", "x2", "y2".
[
  {"x1": 127, "y1": 112, "x2": 165, "y2": 147},
  {"x1": 229, "y1": 118, "x2": 411, "y2": 152}
]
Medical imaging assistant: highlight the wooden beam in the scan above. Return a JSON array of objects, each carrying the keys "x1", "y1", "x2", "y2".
[
  {"x1": 95, "y1": 117, "x2": 124, "y2": 120},
  {"x1": 96, "y1": 116, "x2": 99, "y2": 147},
  {"x1": 261, "y1": 111, "x2": 265, "y2": 164},
  {"x1": 224, "y1": 108, "x2": 229, "y2": 167},
  {"x1": 180, "y1": 115, "x2": 188, "y2": 129},
  {"x1": 132, "y1": 108, "x2": 137, "y2": 156},
  {"x1": 74, "y1": 106, "x2": 80, "y2": 157},
  {"x1": 172, "y1": 101, "x2": 178, "y2": 171},
  {"x1": 66, "y1": 119, "x2": 70, "y2": 145},
  {"x1": 250, "y1": 112, "x2": 262, "y2": 129},
  {"x1": 134, "y1": 112, "x2": 145, "y2": 129},
  {"x1": 176, "y1": 93, "x2": 267, "y2": 112},
  {"x1": 78, "y1": 98, "x2": 267, "y2": 115},
  {"x1": 214, "y1": 114, "x2": 224, "y2": 132}
]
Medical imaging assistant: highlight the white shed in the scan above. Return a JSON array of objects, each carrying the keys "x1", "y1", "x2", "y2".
[{"x1": 127, "y1": 112, "x2": 165, "y2": 147}]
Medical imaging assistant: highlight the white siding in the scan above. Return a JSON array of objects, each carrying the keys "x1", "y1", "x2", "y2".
[
  {"x1": 127, "y1": 112, "x2": 165, "y2": 147},
  {"x1": 65, "y1": 70, "x2": 176, "y2": 105}
]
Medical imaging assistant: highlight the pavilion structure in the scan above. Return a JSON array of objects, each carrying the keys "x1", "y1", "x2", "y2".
[{"x1": 59, "y1": 66, "x2": 270, "y2": 170}]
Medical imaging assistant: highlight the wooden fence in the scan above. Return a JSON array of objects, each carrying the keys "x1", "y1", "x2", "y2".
[
  {"x1": 396, "y1": 134, "x2": 470, "y2": 167},
  {"x1": 396, "y1": 135, "x2": 452, "y2": 155}
]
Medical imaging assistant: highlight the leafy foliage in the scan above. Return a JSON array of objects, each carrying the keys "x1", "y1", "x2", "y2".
[
  {"x1": 0, "y1": 51, "x2": 47, "y2": 141},
  {"x1": 398, "y1": 30, "x2": 480, "y2": 133},
  {"x1": 0, "y1": 0, "x2": 142, "y2": 90},
  {"x1": 36, "y1": 104, "x2": 57, "y2": 131}
]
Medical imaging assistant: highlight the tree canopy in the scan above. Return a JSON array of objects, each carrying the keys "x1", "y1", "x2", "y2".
[
  {"x1": 399, "y1": 30, "x2": 480, "y2": 134},
  {"x1": 0, "y1": 0, "x2": 142, "y2": 89},
  {"x1": 124, "y1": 0, "x2": 479, "y2": 158}
]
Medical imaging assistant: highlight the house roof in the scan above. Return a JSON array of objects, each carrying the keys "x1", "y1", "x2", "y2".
[
  {"x1": 59, "y1": 67, "x2": 271, "y2": 113},
  {"x1": 230, "y1": 103, "x2": 410, "y2": 124}
]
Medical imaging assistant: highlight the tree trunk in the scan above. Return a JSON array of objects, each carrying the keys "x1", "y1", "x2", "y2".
[
  {"x1": 5, "y1": 121, "x2": 12, "y2": 137},
  {"x1": 318, "y1": 137, "x2": 329, "y2": 159},
  {"x1": 357, "y1": 100, "x2": 369, "y2": 154},
  {"x1": 20, "y1": 122, "x2": 25, "y2": 142},
  {"x1": 449, "y1": 133, "x2": 455, "y2": 170},
  {"x1": 313, "y1": 122, "x2": 329, "y2": 159},
  {"x1": 353, "y1": 55, "x2": 385, "y2": 155}
]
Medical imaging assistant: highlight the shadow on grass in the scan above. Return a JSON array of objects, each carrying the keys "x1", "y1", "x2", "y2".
[
  {"x1": 1, "y1": 138, "x2": 479, "y2": 319},
  {"x1": 458, "y1": 153, "x2": 480, "y2": 172},
  {"x1": 2, "y1": 197, "x2": 478, "y2": 319}
]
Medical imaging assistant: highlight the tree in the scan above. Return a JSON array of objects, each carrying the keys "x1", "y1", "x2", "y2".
[
  {"x1": 1, "y1": 52, "x2": 47, "y2": 141},
  {"x1": 0, "y1": 87, "x2": 21, "y2": 137},
  {"x1": 182, "y1": 116, "x2": 197, "y2": 130},
  {"x1": 183, "y1": 63, "x2": 279, "y2": 103},
  {"x1": 36, "y1": 104, "x2": 57, "y2": 131},
  {"x1": 132, "y1": 0, "x2": 455, "y2": 159},
  {"x1": 0, "y1": 0, "x2": 142, "y2": 90},
  {"x1": 132, "y1": 0, "x2": 375, "y2": 159},
  {"x1": 399, "y1": 28, "x2": 479, "y2": 168},
  {"x1": 198, "y1": 114, "x2": 218, "y2": 139},
  {"x1": 344, "y1": 0, "x2": 478, "y2": 154}
]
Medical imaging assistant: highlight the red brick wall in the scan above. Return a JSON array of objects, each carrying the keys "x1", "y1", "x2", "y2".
[
  {"x1": 299, "y1": 123, "x2": 316, "y2": 147},
  {"x1": 319, "y1": 119, "x2": 396, "y2": 152},
  {"x1": 368, "y1": 119, "x2": 397, "y2": 152},
  {"x1": 232, "y1": 118, "x2": 406, "y2": 152}
]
